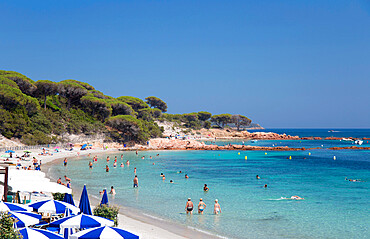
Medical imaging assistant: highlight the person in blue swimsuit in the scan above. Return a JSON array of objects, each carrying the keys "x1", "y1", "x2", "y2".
[{"x1": 198, "y1": 198, "x2": 207, "y2": 214}]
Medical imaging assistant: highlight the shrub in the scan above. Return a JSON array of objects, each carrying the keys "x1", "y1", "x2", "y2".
[
  {"x1": 0, "y1": 212, "x2": 22, "y2": 239},
  {"x1": 93, "y1": 205, "x2": 119, "y2": 226},
  {"x1": 52, "y1": 192, "x2": 65, "y2": 201}
]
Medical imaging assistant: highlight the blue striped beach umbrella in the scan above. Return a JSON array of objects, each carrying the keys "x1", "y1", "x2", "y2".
[
  {"x1": 79, "y1": 185, "x2": 92, "y2": 215},
  {"x1": 63, "y1": 193, "x2": 75, "y2": 206},
  {"x1": 0, "y1": 202, "x2": 31, "y2": 212},
  {"x1": 18, "y1": 227, "x2": 63, "y2": 239},
  {"x1": 49, "y1": 214, "x2": 114, "y2": 229},
  {"x1": 29, "y1": 200, "x2": 80, "y2": 215},
  {"x1": 70, "y1": 226, "x2": 139, "y2": 239},
  {"x1": 8, "y1": 211, "x2": 41, "y2": 228},
  {"x1": 5, "y1": 150, "x2": 15, "y2": 153},
  {"x1": 100, "y1": 190, "x2": 109, "y2": 206}
]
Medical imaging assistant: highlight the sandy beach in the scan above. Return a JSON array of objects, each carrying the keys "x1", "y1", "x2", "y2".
[{"x1": 1, "y1": 145, "x2": 221, "y2": 239}]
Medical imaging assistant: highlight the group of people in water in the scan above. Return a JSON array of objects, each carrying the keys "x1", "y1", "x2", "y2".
[{"x1": 185, "y1": 198, "x2": 221, "y2": 215}]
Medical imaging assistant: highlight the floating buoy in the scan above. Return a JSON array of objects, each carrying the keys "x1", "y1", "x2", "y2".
[
  {"x1": 265, "y1": 152, "x2": 267, "y2": 155},
  {"x1": 289, "y1": 156, "x2": 292, "y2": 160},
  {"x1": 333, "y1": 156, "x2": 336, "y2": 160},
  {"x1": 238, "y1": 152, "x2": 240, "y2": 155},
  {"x1": 309, "y1": 152, "x2": 311, "y2": 156},
  {"x1": 245, "y1": 156, "x2": 247, "y2": 160},
  {"x1": 321, "y1": 145, "x2": 324, "y2": 147}
]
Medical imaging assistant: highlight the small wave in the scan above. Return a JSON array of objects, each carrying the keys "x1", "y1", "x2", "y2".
[
  {"x1": 187, "y1": 226, "x2": 230, "y2": 239},
  {"x1": 142, "y1": 213, "x2": 165, "y2": 221}
]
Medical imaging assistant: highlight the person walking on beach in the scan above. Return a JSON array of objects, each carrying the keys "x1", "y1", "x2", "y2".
[
  {"x1": 133, "y1": 175, "x2": 138, "y2": 187},
  {"x1": 185, "y1": 198, "x2": 194, "y2": 214},
  {"x1": 214, "y1": 199, "x2": 221, "y2": 214},
  {"x1": 198, "y1": 198, "x2": 206, "y2": 214},
  {"x1": 64, "y1": 158, "x2": 67, "y2": 167}
]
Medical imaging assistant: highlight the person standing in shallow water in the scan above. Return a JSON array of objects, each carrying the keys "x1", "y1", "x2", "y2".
[
  {"x1": 214, "y1": 199, "x2": 221, "y2": 214},
  {"x1": 105, "y1": 165, "x2": 109, "y2": 172},
  {"x1": 64, "y1": 158, "x2": 67, "y2": 166},
  {"x1": 133, "y1": 175, "x2": 138, "y2": 187},
  {"x1": 198, "y1": 198, "x2": 206, "y2": 214},
  {"x1": 185, "y1": 198, "x2": 193, "y2": 214}
]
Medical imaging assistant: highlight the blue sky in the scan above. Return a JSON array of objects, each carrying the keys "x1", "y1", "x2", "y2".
[{"x1": 1, "y1": 0, "x2": 369, "y2": 128}]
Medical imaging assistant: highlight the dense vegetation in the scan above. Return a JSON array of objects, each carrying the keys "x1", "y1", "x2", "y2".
[{"x1": 0, "y1": 70, "x2": 252, "y2": 145}]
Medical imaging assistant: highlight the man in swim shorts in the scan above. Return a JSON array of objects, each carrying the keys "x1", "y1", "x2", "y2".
[
  {"x1": 198, "y1": 198, "x2": 206, "y2": 214},
  {"x1": 185, "y1": 198, "x2": 193, "y2": 214},
  {"x1": 133, "y1": 175, "x2": 138, "y2": 188}
]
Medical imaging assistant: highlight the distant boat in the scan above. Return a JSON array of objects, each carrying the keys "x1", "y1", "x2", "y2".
[
  {"x1": 342, "y1": 138, "x2": 352, "y2": 141},
  {"x1": 355, "y1": 140, "x2": 363, "y2": 145},
  {"x1": 251, "y1": 140, "x2": 257, "y2": 143},
  {"x1": 328, "y1": 130, "x2": 334, "y2": 132}
]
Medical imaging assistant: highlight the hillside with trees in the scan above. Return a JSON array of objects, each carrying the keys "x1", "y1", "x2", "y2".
[{"x1": 0, "y1": 70, "x2": 253, "y2": 145}]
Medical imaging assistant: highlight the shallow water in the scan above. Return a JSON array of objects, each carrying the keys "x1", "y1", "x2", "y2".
[{"x1": 49, "y1": 129, "x2": 370, "y2": 239}]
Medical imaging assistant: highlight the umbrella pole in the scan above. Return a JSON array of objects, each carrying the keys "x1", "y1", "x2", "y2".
[{"x1": 4, "y1": 167, "x2": 8, "y2": 202}]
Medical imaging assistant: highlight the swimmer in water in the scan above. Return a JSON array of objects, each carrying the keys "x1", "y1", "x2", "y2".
[
  {"x1": 185, "y1": 174, "x2": 189, "y2": 179},
  {"x1": 198, "y1": 198, "x2": 206, "y2": 214},
  {"x1": 113, "y1": 162, "x2": 117, "y2": 168},
  {"x1": 256, "y1": 175, "x2": 260, "y2": 179},
  {"x1": 141, "y1": 156, "x2": 144, "y2": 159},
  {"x1": 89, "y1": 161, "x2": 93, "y2": 169},
  {"x1": 106, "y1": 165, "x2": 109, "y2": 172},
  {"x1": 120, "y1": 163, "x2": 124, "y2": 168},
  {"x1": 170, "y1": 180, "x2": 174, "y2": 183},
  {"x1": 162, "y1": 175, "x2": 166, "y2": 180},
  {"x1": 264, "y1": 184, "x2": 268, "y2": 188},
  {"x1": 160, "y1": 173, "x2": 164, "y2": 177},
  {"x1": 134, "y1": 168, "x2": 136, "y2": 174},
  {"x1": 290, "y1": 196, "x2": 304, "y2": 200},
  {"x1": 106, "y1": 156, "x2": 110, "y2": 162},
  {"x1": 150, "y1": 156, "x2": 152, "y2": 159},
  {"x1": 203, "y1": 184, "x2": 209, "y2": 192},
  {"x1": 121, "y1": 154, "x2": 123, "y2": 159},
  {"x1": 126, "y1": 160, "x2": 130, "y2": 166}
]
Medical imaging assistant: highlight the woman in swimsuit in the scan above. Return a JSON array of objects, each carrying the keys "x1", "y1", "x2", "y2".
[
  {"x1": 185, "y1": 198, "x2": 193, "y2": 214},
  {"x1": 214, "y1": 199, "x2": 221, "y2": 214},
  {"x1": 198, "y1": 198, "x2": 206, "y2": 214}
]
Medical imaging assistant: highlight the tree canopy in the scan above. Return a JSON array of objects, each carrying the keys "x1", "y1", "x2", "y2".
[
  {"x1": 145, "y1": 96, "x2": 167, "y2": 112},
  {"x1": 117, "y1": 96, "x2": 149, "y2": 111},
  {"x1": 58, "y1": 81, "x2": 88, "y2": 108},
  {"x1": 198, "y1": 111, "x2": 212, "y2": 121},
  {"x1": 211, "y1": 114, "x2": 232, "y2": 128},
  {"x1": 34, "y1": 80, "x2": 59, "y2": 109},
  {"x1": 232, "y1": 114, "x2": 252, "y2": 131}
]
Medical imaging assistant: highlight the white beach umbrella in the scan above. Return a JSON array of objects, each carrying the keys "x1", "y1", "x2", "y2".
[
  {"x1": 7, "y1": 211, "x2": 41, "y2": 228},
  {"x1": 8, "y1": 181, "x2": 72, "y2": 194},
  {"x1": 70, "y1": 226, "x2": 139, "y2": 239},
  {"x1": 49, "y1": 214, "x2": 114, "y2": 229},
  {"x1": 29, "y1": 200, "x2": 80, "y2": 214},
  {"x1": 18, "y1": 227, "x2": 64, "y2": 239},
  {"x1": 0, "y1": 202, "x2": 31, "y2": 212}
]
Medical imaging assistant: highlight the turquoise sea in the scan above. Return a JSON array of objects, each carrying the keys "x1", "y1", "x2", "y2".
[{"x1": 48, "y1": 129, "x2": 370, "y2": 239}]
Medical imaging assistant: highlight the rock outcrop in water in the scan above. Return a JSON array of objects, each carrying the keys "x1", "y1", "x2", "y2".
[{"x1": 127, "y1": 138, "x2": 370, "y2": 151}]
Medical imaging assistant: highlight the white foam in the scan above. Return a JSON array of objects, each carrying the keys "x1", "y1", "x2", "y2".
[{"x1": 187, "y1": 226, "x2": 230, "y2": 239}]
